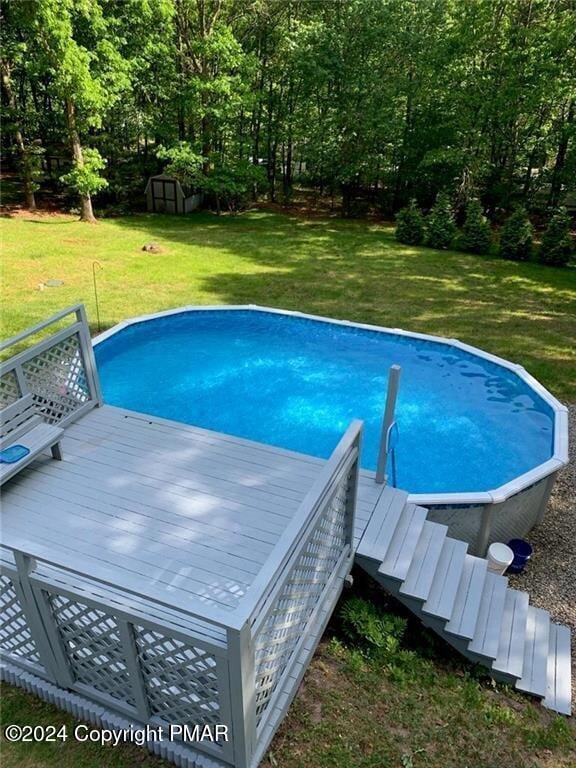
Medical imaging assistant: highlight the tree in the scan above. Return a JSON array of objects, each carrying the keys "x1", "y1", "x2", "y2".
[
  {"x1": 395, "y1": 199, "x2": 425, "y2": 245},
  {"x1": 460, "y1": 200, "x2": 492, "y2": 254},
  {"x1": 30, "y1": 0, "x2": 131, "y2": 221},
  {"x1": 157, "y1": 143, "x2": 205, "y2": 187},
  {"x1": 60, "y1": 147, "x2": 108, "y2": 208},
  {"x1": 2, "y1": 0, "x2": 575, "y2": 220},
  {"x1": 538, "y1": 208, "x2": 573, "y2": 267},
  {"x1": 499, "y1": 208, "x2": 533, "y2": 262},
  {"x1": 426, "y1": 192, "x2": 456, "y2": 249},
  {"x1": 201, "y1": 158, "x2": 265, "y2": 213},
  {"x1": 0, "y1": 3, "x2": 43, "y2": 210}
]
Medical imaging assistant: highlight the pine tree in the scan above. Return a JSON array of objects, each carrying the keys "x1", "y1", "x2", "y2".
[
  {"x1": 460, "y1": 199, "x2": 492, "y2": 254},
  {"x1": 395, "y1": 199, "x2": 425, "y2": 245},
  {"x1": 499, "y1": 207, "x2": 533, "y2": 261},
  {"x1": 538, "y1": 208, "x2": 573, "y2": 267},
  {"x1": 426, "y1": 192, "x2": 456, "y2": 249}
]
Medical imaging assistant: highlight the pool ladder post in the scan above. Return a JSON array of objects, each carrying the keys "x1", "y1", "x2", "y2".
[{"x1": 376, "y1": 364, "x2": 401, "y2": 486}]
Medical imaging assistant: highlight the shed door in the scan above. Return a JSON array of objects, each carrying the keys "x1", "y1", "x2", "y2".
[{"x1": 152, "y1": 179, "x2": 178, "y2": 213}]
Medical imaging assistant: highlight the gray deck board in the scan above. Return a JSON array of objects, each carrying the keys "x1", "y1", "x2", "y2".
[
  {"x1": 516, "y1": 606, "x2": 550, "y2": 698},
  {"x1": 399, "y1": 521, "x2": 448, "y2": 601},
  {"x1": 422, "y1": 537, "x2": 468, "y2": 620},
  {"x1": 357, "y1": 487, "x2": 407, "y2": 559},
  {"x1": 492, "y1": 589, "x2": 529, "y2": 678},
  {"x1": 468, "y1": 572, "x2": 508, "y2": 659},
  {"x1": 1, "y1": 404, "x2": 387, "y2": 620},
  {"x1": 445, "y1": 555, "x2": 488, "y2": 640},
  {"x1": 0, "y1": 405, "x2": 330, "y2": 615},
  {"x1": 543, "y1": 623, "x2": 572, "y2": 716},
  {"x1": 12, "y1": 465, "x2": 286, "y2": 545},
  {"x1": 68, "y1": 417, "x2": 319, "y2": 496},
  {"x1": 377, "y1": 504, "x2": 428, "y2": 582}
]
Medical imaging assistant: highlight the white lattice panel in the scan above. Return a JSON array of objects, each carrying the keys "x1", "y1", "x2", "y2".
[
  {"x1": 48, "y1": 594, "x2": 135, "y2": 706},
  {"x1": 0, "y1": 370, "x2": 21, "y2": 408},
  {"x1": 134, "y1": 627, "x2": 222, "y2": 730},
  {"x1": 21, "y1": 333, "x2": 90, "y2": 424},
  {"x1": 0, "y1": 574, "x2": 43, "y2": 668},
  {"x1": 254, "y1": 469, "x2": 351, "y2": 723}
]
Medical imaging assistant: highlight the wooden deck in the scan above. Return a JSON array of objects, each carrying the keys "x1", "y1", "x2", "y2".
[
  {"x1": 1, "y1": 404, "x2": 386, "y2": 622},
  {"x1": 0, "y1": 301, "x2": 571, "y2": 759}
]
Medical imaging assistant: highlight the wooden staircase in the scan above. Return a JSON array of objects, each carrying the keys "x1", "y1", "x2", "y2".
[{"x1": 355, "y1": 487, "x2": 572, "y2": 716}]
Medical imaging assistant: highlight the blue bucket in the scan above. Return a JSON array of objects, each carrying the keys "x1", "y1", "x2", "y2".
[{"x1": 507, "y1": 539, "x2": 533, "y2": 574}]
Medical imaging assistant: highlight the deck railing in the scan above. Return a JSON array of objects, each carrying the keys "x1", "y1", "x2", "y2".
[
  {"x1": 0, "y1": 547, "x2": 237, "y2": 765},
  {"x1": 0, "y1": 421, "x2": 363, "y2": 768},
  {"x1": 0, "y1": 304, "x2": 102, "y2": 426},
  {"x1": 247, "y1": 421, "x2": 362, "y2": 753}
]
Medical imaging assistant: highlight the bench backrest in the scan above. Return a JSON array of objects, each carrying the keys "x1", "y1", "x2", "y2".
[{"x1": 1, "y1": 394, "x2": 43, "y2": 445}]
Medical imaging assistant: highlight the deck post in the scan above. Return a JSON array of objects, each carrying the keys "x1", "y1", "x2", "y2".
[
  {"x1": 11, "y1": 552, "x2": 70, "y2": 687},
  {"x1": 227, "y1": 622, "x2": 256, "y2": 768},
  {"x1": 376, "y1": 364, "x2": 401, "y2": 485},
  {"x1": 118, "y1": 620, "x2": 151, "y2": 721},
  {"x1": 535, "y1": 473, "x2": 556, "y2": 526},
  {"x1": 344, "y1": 427, "x2": 362, "y2": 547},
  {"x1": 76, "y1": 303, "x2": 103, "y2": 407},
  {"x1": 476, "y1": 504, "x2": 495, "y2": 556}
]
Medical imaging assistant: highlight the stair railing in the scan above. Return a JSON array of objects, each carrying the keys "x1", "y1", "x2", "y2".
[{"x1": 376, "y1": 364, "x2": 401, "y2": 485}]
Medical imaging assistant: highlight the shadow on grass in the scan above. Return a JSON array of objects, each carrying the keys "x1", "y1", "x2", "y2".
[{"x1": 106, "y1": 211, "x2": 576, "y2": 399}]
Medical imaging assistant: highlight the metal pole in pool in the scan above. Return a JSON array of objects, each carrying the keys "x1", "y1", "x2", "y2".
[
  {"x1": 376, "y1": 364, "x2": 401, "y2": 485},
  {"x1": 92, "y1": 261, "x2": 103, "y2": 333}
]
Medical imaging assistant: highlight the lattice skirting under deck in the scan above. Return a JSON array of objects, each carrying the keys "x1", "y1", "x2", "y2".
[{"x1": 0, "y1": 660, "x2": 228, "y2": 768}]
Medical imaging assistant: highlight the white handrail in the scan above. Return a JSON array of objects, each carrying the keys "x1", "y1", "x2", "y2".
[
  {"x1": 0, "y1": 304, "x2": 84, "y2": 353},
  {"x1": 376, "y1": 364, "x2": 401, "y2": 484}
]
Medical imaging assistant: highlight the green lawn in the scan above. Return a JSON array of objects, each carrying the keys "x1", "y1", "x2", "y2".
[
  {"x1": 1, "y1": 209, "x2": 575, "y2": 400},
  {"x1": 1, "y1": 209, "x2": 575, "y2": 767}
]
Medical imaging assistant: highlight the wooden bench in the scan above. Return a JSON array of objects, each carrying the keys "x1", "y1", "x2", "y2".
[{"x1": 1, "y1": 394, "x2": 64, "y2": 486}]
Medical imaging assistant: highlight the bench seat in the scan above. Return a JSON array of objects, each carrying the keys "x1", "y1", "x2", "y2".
[{"x1": 1, "y1": 394, "x2": 64, "y2": 486}]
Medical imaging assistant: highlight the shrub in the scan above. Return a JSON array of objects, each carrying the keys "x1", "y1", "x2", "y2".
[
  {"x1": 538, "y1": 208, "x2": 573, "y2": 267},
  {"x1": 395, "y1": 199, "x2": 425, "y2": 245},
  {"x1": 499, "y1": 207, "x2": 533, "y2": 261},
  {"x1": 426, "y1": 192, "x2": 456, "y2": 249},
  {"x1": 340, "y1": 596, "x2": 406, "y2": 656},
  {"x1": 460, "y1": 199, "x2": 492, "y2": 254}
]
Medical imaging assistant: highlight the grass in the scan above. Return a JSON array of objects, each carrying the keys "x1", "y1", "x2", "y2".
[
  {"x1": 1, "y1": 208, "x2": 575, "y2": 766},
  {"x1": 1, "y1": 208, "x2": 575, "y2": 400}
]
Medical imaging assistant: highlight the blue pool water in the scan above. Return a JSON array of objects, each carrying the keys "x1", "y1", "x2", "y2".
[{"x1": 94, "y1": 310, "x2": 554, "y2": 494}]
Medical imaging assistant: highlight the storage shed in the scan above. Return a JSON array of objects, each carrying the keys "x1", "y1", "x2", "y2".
[{"x1": 145, "y1": 174, "x2": 202, "y2": 214}]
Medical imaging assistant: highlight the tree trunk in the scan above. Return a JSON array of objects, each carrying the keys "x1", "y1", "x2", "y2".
[
  {"x1": 548, "y1": 99, "x2": 574, "y2": 209},
  {"x1": 1, "y1": 60, "x2": 37, "y2": 210},
  {"x1": 65, "y1": 99, "x2": 96, "y2": 223}
]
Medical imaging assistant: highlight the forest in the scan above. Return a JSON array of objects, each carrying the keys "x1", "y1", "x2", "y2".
[{"x1": 1, "y1": 0, "x2": 575, "y2": 226}]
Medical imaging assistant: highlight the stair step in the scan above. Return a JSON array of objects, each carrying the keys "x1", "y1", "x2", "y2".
[
  {"x1": 399, "y1": 521, "x2": 448, "y2": 602},
  {"x1": 377, "y1": 504, "x2": 428, "y2": 582},
  {"x1": 492, "y1": 590, "x2": 529, "y2": 678},
  {"x1": 422, "y1": 537, "x2": 468, "y2": 620},
  {"x1": 468, "y1": 573, "x2": 508, "y2": 659},
  {"x1": 516, "y1": 606, "x2": 550, "y2": 698},
  {"x1": 543, "y1": 623, "x2": 572, "y2": 716},
  {"x1": 357, "y1": 489, "x2": 408, "y2": 560},
  {"x1": 445, "y1": 555, "x2": 488, "y2": 640}
]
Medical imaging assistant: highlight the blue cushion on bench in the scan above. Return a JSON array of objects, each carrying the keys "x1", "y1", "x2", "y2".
[{"x1": 0, "y1": 445, "x2": 31, "y2": 464}]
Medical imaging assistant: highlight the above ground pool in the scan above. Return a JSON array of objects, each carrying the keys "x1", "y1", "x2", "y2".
[{"x1": 94, "y1": 307, "x2": 566, "y2": 499}]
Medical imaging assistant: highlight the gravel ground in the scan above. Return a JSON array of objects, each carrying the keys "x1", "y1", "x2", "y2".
[{"x1": 508, "y1": 403, "x2": 576, "y2": 699}]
